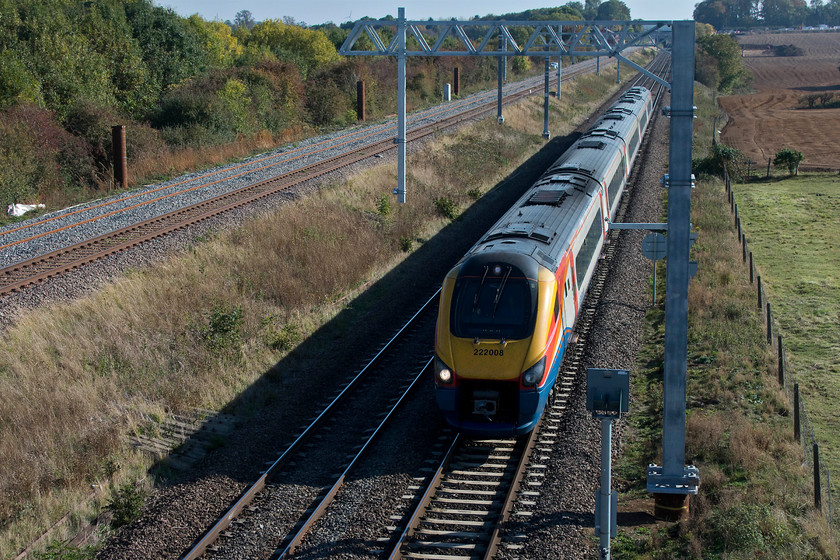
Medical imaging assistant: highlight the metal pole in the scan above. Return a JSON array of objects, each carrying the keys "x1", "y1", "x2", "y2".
[
  {"x1": 556, "y1": 56, "x2": 562, "y2": 98},
  {"x1": 599, "y1": 417, "x2": 612, "y2": 560},
  {"x1": 597, "y1": 55, "x2": 600, "y2": 76},
  {"x1": 396, "y1": 7, "x2": 407, "y2": 204},
  {"x1": 502, "y1": 35, "x2": 507, "y2": 82},
  {"x1": 543, "y1": 57, "x2": 550, "y2": 139},
  {"x1": 659, "y1": 19, "x2": 695, "y2": 487},
  {"x1": 653, "y1": 262, "x2": 657, "y2": 306},
  {"x1": 497, "y1": 35, "x2": 505, "y2": 124}
]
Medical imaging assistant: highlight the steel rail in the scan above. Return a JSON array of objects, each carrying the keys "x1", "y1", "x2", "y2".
[
  {"x1": 273, "y1": 356, "x2": 435, "y2": 559},
  {"x1": 385, "y1": 423, "x2": 540, "y2": 560},
  {"x1": 0, "y1": 64, "x2": 596, "y2": 299},
  {"x1": 383, "y1": 56, "x2": 671, "y2": 560},
  {"x1": 482, "y1": 417, "x2": 542, "y2": 559},
  {"x1": 0, "y1": 62, "x2": 591, "y2": 250},
  {"x1": 386, "y1": 434, "x2": 462, "y2": 560},
  {"x1": 179, "y1": 290, "x2": 440, "y2": 560}
]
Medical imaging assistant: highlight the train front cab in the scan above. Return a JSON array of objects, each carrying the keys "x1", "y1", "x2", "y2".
[{"x1": 434, "y1": 253, "x2": 570, "y2": 437}]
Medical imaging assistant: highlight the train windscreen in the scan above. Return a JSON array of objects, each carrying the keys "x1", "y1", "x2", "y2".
[{"x1": 450, "y1": 265, "x2": 537, "y2": 340}]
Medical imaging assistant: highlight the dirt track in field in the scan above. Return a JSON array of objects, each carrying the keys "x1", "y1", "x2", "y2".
[{"x1": 719, "y1": 31, "x2": 840, "y2": 170}]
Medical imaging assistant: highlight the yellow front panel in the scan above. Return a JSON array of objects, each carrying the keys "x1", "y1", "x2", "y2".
[{"x1": 435, "y1": 267, "x2": 558, "y2": 382}]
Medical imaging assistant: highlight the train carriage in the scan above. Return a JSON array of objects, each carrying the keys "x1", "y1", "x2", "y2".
[{"x1": 434, "y1": 87, "x2": 653, "y2": 436}]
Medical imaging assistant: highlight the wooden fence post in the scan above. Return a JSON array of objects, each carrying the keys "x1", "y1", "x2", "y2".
[
  {"x1": 767, "y1": 302, "x2": 772, "y2": 344},
  {"x1": 794, "y1": 383, "x2": 801, "y2": 442},
  {"x1": 757, "y1": 275, "x2": 763, "y2": 310},
  {"x1": 815, "y1": 443, "x2": 822, "y2": 511},
  {"x1": 112, "y1": 125, "x2": 127, "y2": 190},
  {"x1": 777, "y1": 335, "x2": 785, "y2": 386},
  {"x1": 749, "y1": 252, "x2": 754, "y2": 284},
  {"x1": 356, "y1": 81, "x2": 366, "y2": 121}
]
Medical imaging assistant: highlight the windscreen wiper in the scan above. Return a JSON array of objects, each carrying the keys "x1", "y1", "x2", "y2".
[
  {"x1": 472, "y1": 266, "x2": 489, "y2": 312},
  {"x1": 492, "y1": 266, "x2": 512, "y2": 318}
]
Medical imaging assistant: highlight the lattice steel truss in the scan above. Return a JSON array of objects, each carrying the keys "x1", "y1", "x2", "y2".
[{"x1": 340, "y1": 18, "x2": 672, "y2": 88}]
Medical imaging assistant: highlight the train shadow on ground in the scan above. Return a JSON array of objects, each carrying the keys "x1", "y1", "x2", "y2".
[{"x1": 148, "y1": 127, "x2": 587, "y2": 489}]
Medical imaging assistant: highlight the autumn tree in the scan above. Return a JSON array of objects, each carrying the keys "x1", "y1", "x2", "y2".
[
  {"x1": 248, "y1": 19, "x2": 339, "y2": 77},
  {"x1": 187, "y1": 15, "x2": 243, "y2": 68}
]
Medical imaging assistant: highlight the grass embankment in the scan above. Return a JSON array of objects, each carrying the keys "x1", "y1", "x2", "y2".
[
  {"x1": 613, "y1": 86, "x2": 838, "y2": 558},
  {"x1": 0, "y1": 54, "x2": 649, "y2": 558},
  {"x1": 735, "y1": 174, "x2": 840, "y2": 492}
]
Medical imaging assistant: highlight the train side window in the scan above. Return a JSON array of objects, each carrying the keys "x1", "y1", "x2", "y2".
[
  {"x1": 554, "y1": 290, "x2": 560, "y2": 322},
  {"x1": 575, "y1": 208, "x2": 604, "y2": 287},
  {"x1": 606, "y1": 159, "x2": 626, "y2": 209}
]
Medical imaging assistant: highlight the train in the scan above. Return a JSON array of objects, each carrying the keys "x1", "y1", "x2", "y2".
[{"x1": 433, "y1": 86, "x2": 654, "y2": 437}]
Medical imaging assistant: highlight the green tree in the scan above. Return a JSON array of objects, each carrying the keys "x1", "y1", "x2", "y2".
[
  {"x1": 233, "y1": 9, "x2": 256, "y2": 30},
  {"x1": 696, "y1": 34, "x2": 752, "y2": 93},
  {"x1": 596, "y1": 0, "x2": 631, "y2": 20},
  {"x1": 761, "y1": 0, "x2": 797, "y2": 26},
  {"x1": 773, "y1": 147, "x2": 803, "y2": 175},
  {"x1": 0, "y1": 50, "x2": 42, "y2": 109},
  {"x1": 694, "y1": 0, "x2": 759, "y2": 28},
  {"x1": 124, "y1": 0, "x2": 210, "y2": 99}
]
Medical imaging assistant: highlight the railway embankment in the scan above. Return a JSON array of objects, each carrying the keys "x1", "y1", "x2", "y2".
[{"x1": 1, "y1": 58, "x2": 641, "y2": 559}]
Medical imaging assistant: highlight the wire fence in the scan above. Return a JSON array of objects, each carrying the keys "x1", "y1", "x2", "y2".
[{"x1": 724, "y1": 167, "x2": 835, "y2": 532}]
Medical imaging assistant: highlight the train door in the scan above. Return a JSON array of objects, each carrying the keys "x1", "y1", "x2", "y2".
[{"x1": 561, "y1": 265, "x2": 576, "y2": 334}]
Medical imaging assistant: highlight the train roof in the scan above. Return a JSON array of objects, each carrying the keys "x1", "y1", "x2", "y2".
[
  {"x1": 466, "y1": 172, "x2": 602, "y2": 272},
  {"x1": 459, "y1": 87, "x2": 652, "y2": 274}
]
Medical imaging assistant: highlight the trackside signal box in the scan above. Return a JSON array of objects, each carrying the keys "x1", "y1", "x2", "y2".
[{"x1": 586, "y1": 368, "x2": 629, "y2": 414}]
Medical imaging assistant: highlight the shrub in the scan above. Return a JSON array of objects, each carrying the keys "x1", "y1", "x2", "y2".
[
  {"x1": 33, "y1": 542, "x2": 97, "y2": 560},
  {"x1": 264, "y1": 321, "x2": 301, "y2": 352},
  {"x1": 63, "y1": 100, "x2": 121, "y2": 173},
  {"x1": 0, "y1": 104, "x2": 98, "y2": 207},
  {"x1": 772, "y1": 44, "x2": 803, "y2": 57},
  {"x1": 376, "y1": 195, "x2": 391, "y2": 217},
  {"x1": 201, "y1": 305, "x2": 244, "y2": 353},
  {"x1": 399, "y1": 236, "x2": 414, "y2": 252},
  {"x1": 693, "y1": 143, "x2": 747, "y2": 181},
  {"x1": 433, "y1": 196, "x2": 458, "y2": 219},
  {"x1": 105, "y1": 481, "x2": 147, "y2": 528},
  {"x1": 773, "y1": 147, "x2": 803, "y2": 176}
]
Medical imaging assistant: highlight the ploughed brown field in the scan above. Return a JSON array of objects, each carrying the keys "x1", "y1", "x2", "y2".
[{"x1": 719, "y1": 31, "x2": 840, "y2": 171}]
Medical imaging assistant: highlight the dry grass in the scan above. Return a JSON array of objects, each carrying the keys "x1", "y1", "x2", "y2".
[
  {"x1": 124, "y1": 128, "x2": 307, "y2": 192},
  {"x1": 0, "y1": 55, "x2": 652, "y2": 557},
  {"x1": 616, "y1": 86, "x2": 838, "y2": 558}
]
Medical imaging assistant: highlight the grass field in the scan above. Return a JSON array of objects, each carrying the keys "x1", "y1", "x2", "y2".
[{"x1": 733, "y1": 174, "x2": 840, "y2": 489}]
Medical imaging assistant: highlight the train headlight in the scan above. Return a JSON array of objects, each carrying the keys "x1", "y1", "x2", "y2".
[
  {"x1": 435, "y1": 357, "x2": 454, "y2": 385},
  {"x1": 521, "y1": 357, "x2": 546, "y2": 387}
]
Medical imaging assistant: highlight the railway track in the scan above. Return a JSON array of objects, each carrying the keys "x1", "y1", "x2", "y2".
[
  {"x1": 179, "y1": 292, "x2": 440, "y2": 559},
  {"x1": 173, "y1": 57, "x2": 672, "y2": 560},
  {"x1": 0, "y1": 60, "x2": 605, "y2": 299},
  {"x1": 374, "y1": 59, "x2": 672, "y2": 560}
]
